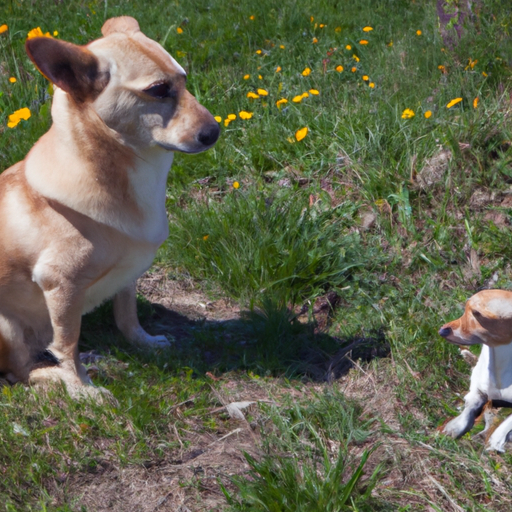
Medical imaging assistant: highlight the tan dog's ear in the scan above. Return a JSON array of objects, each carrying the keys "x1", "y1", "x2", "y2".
[
  {"x1": 101, "y1": 16, "x2": 140, "y2": 37},
  {"x1": 25, "y1": 37, "x2": 109, "y2": 103}
]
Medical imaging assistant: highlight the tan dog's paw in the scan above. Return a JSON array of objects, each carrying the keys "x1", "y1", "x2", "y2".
[
  {"x1": 66, "y1": 384, "x2": 118, "y2": 405},
  {"x1": 29, "y1": 364, "x2": 82, "y2": 387},
  {"x1": 131, "y1": 327, "x2": 172, "y2": 348},
  {"x1": 29, "y1": 366, "x2": 117, "y2": 404}
]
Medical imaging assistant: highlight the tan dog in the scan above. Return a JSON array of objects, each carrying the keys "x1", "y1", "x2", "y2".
[
  {"x1": 439, "y1": 289, "x2": 512, "y2": 451},
  {"x1": 0, "y1": 16, "x2": 219, "y2": 397}
]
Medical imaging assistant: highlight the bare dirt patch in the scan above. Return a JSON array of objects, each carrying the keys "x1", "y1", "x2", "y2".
[
  {"x1": 64, "y1": 427, "x2": 256, "y2": 511},
  {"x1": 62, "y1": 377, "x2": 318, "y2": 512},
  {"x1": 137, "y1": 269, "x2": 240, "y2": 324}
]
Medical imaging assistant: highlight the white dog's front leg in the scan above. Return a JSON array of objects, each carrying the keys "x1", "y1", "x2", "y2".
[
  {"x1": 113, "y1": 282, "x2": 170, "y2": 347},
  {"x1": 442, "y1": 390, "x2": 488, "y2": 438},
  {"x1": 486, "y1": 414, "x2": 512, "y2": 452}
]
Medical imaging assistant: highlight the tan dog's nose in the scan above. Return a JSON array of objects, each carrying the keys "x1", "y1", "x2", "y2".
[{"x1": 196, "y1": 122, "x2": 220, "y2": 147}]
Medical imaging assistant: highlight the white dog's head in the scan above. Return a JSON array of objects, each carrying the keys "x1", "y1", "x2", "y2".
[{"x1": 439, "y1": 290, "x2": 512, "y2": 347}]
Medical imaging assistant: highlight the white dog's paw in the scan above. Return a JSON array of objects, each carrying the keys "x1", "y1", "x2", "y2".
[
  {"x1": 485, "y1": 424, "x2": 512, "y2": 453},
  {"x1": 442, "y1": 415, "x2": 473, "y2": 439},
  {"x1": 486, "y1": 433, "x2": 508, "y2": 453}
]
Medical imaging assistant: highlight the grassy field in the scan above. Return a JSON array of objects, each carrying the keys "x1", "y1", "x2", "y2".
[{"x1": 1, "y1": 0, "x2": 512, "y2": 510}]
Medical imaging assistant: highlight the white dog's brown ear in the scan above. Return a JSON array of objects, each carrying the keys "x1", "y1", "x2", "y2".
[
  {"x1": 25, "y1": 37, "x2": 109, "y2": 103},
  {"x1": 101, "y1": 16, "x2": 140, "y2": 37}
]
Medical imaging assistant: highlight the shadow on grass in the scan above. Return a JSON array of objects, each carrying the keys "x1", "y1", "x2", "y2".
[{"x1": 80, "y1": 298, "x2": 390, "y2": 383}]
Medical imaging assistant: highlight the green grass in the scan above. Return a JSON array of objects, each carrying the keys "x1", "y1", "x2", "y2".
[
  {"x1": 2, "y1": 0, "x2": 512, "y2": 510},
  {"x1": 222, "y1": 390, "x2": 381, "y2": 512}
]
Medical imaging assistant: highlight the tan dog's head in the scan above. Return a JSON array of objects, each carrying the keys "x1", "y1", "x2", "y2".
[
  {"x1": 439, "y1": 290, "x2": 512, "y2": 347},
  {"x1": 25, "y1": 16, "x2": 219, "y2": 154}
]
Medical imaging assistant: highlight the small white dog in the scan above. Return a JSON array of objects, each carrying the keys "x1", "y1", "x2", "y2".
[
  {"x1": 439, "y1": 289, "x2": 512, "y2": 451},
  {"x1": 0, "y1": 16, "x2": 219, "y2": 397}
]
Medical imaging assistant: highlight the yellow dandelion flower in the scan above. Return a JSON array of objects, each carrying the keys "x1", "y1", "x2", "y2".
[
  {"x1": 369, "y1": 82, "x2": 375, "y2": 88},
  {"x1": 401, "y1": 108, "x2": 415, "y2": 119},
  {"x1": 295, "y1": 127, "x2": 308, "y2": 141},
  {"x1": 302, "y1": 67, "x2": 312, "y2": 76},
  {"x1": 292, "y1": 95, "x2": 304, "y2": 103},
  {"x1": 280, "y1": 44, "x2": 285, "y2": 49},
  {"x1": 309, "y1": 89, "x2": 319, "y2": 95},
  {"x1": 359, "y1": 39, "x2": 368, "y2": 45},
  {"x1": 0, "y1": 24, "x2": 8, "y2": 34},
  {"x1": 177, "y1": 27, "x2": 183, "y2": 34},
  {"x1": 310, "y1": 16, "x2": 314, "y2": 22},
  {"x1": 27, "y1": 27, "x2": 52, "y2": 39},
  {"x1": 7, "y1": 107, "x2": 31, "y2": 128},
  {"x1": 387, "y1": 40, "x2": 393, "y2": 47},
  {"x1": 363, "y1": 26, "x2": 373, "y2": 32},
  {"x1": 312, "y1": 37, "x2": 318, "y2": 43},
  {"x1": 239, "y1": 111, "x2": 253, "y2": 120},
  {"x1": 275, "y1": 66, "x2": 282, "y2": 73},
  {"x1": 473, "y1": 97, "x2": 479, "y2": 109},
  {"x1": 256, "y1": 49, "x2": 262, "y2": 55},
  {"x1": 233, "y1": 181, "x2": 240, "y2": 189},
  {"x1": 214, "y1": 116, "x2": 222, "y2": 123},
  {"x1": 319, "y1": 24, "x2": 325, "y2": 28},
  {"x1": 335, "y1": 27, "x2": 342, "y2": 33},
  {"x1": 465, "y1": 58, "x2": 478, "y2": 70},
  {"x1": 249, "y1": 15, "x2": 255, "y2": 20},
  {"x1": 353, "y1": 54, "x2": 360, "y2": 62},
  {"x1": 351, "y1": 67, "x2": 357, "y2": 72},
  {"x1": 362, "y1": 75, "x2": 369, "y2": 81},
  {"x1": 53, "y1": 30, "x2": 58, "y2": 36},
  {"x1": 276, "y1": 98, "x2": 288, "y2": 107},
  {"x1": 482, "y1": 71, "x2": 488, "y2": 77},
  {"x1": 438, "y1": 65, "x2": 446, "y2": 73},
  {"x1": 224, "y1": 119, "x2": 231, "y2": 127},
  {"x1": 244, "y1": 74, "x2": 250, "y2": 80},
  {"x1": 301, "y1": 92, "x2": 309, "y2": 99},
  {"x1": 203, "y1": 235, "x2": 209, "y2": 241},
  {"x1": 247, "y1": 91, "x2": 260, "y2": 99},
  {"x1": 416, "y1": 30, "x2": 422, "y2": 36},
  {"x1": 227, "y1": 114, "x2": 237, "y2": 120},
  {"x1": 336, "y1": 65, "x2": 344, "y2": 72},
  {"x1": 9, "y1": 77, "x2": 16, "y2": 83},
  {"x1": 257, "y1": 88, "x2": 268, "y2": 96},
  {"x1": 424, "y1": 110, "x2": 432, "y2": 118},
  {"x1": 346, "y1": 44, "x2": 352, "y2": 50},
  {"x1": 446, "y1": 97, "x2": 462, "y2": 108}
]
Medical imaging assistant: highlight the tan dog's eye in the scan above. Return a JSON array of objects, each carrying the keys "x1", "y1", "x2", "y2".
[
  {"x1": 144, "y1": 82, "x2": 173, "y2": 99},
  {"x1": 473, "y1": 310, "x2": 481, "y2": 317}
]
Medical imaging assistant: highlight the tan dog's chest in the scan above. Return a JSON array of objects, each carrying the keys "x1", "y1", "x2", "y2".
[{"x1": 82, "y1": 243, "x2": 157, "y2": 314}]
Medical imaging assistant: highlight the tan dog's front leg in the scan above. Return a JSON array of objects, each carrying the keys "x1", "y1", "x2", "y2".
[
  {"x1": 29, "y1": 286, "x2": 98, "y2": 396},
  {"x1": 113, "y1": 282, "x2": 170, "y2": 347}
]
